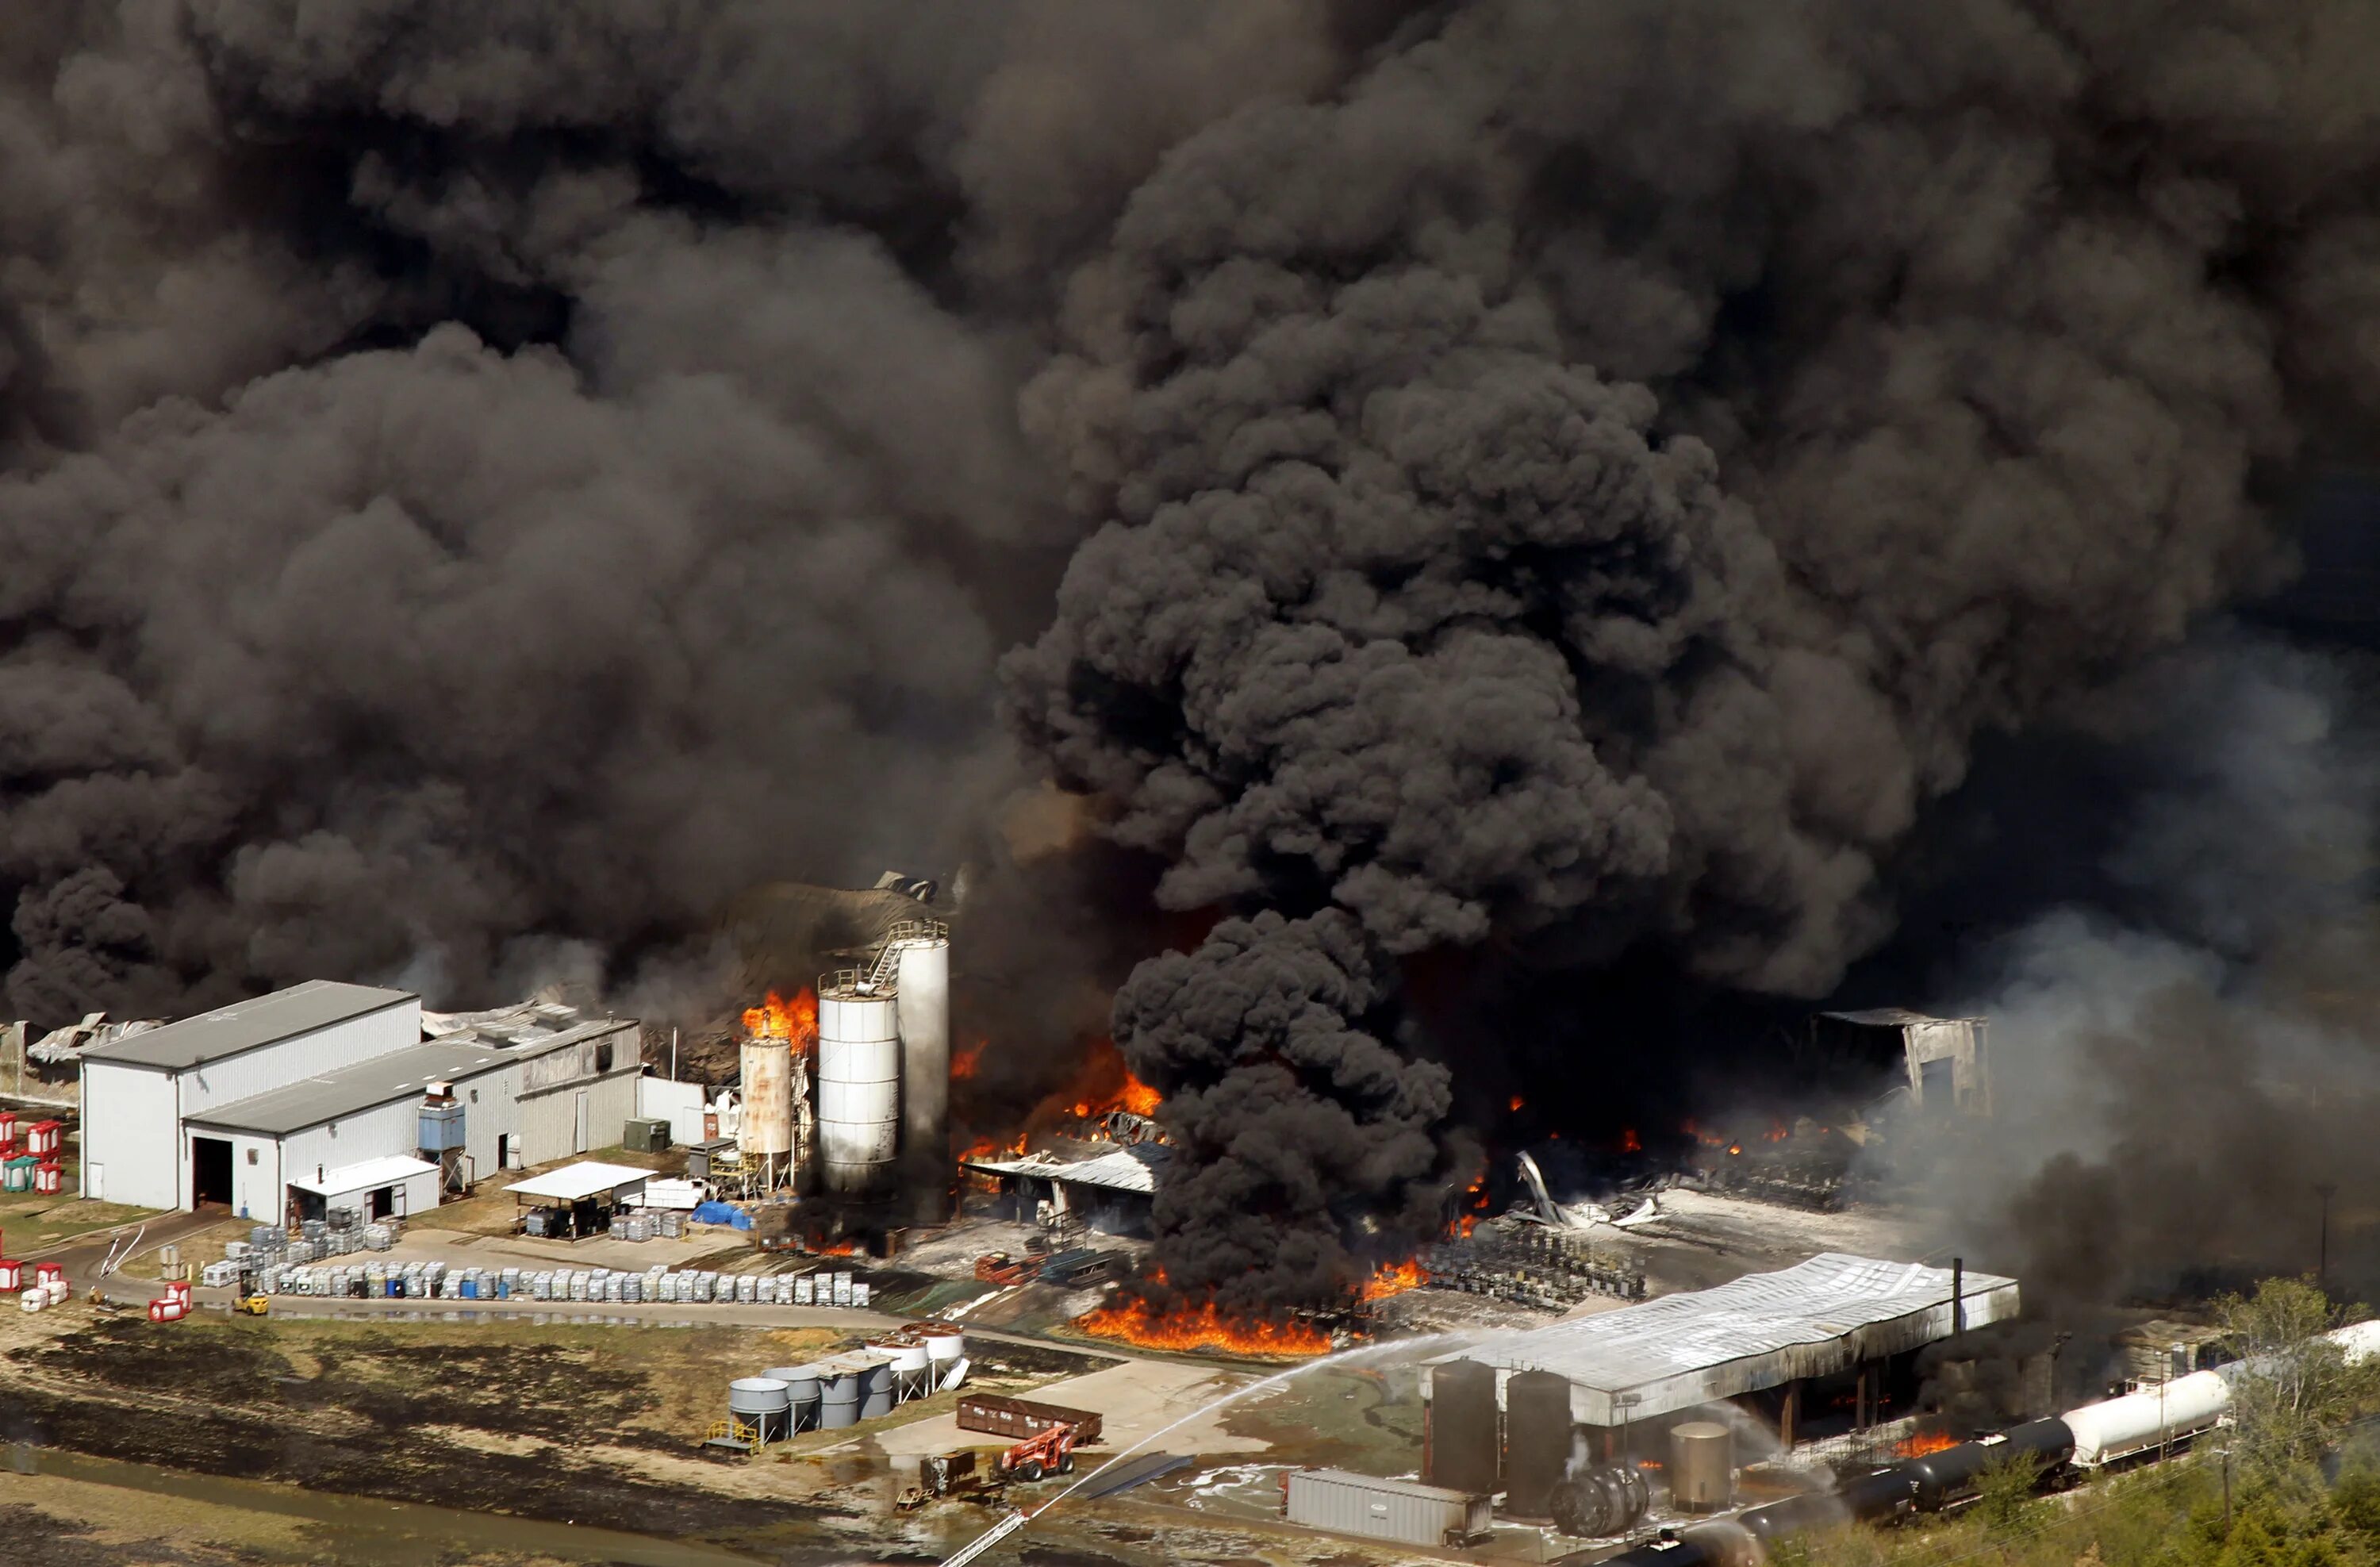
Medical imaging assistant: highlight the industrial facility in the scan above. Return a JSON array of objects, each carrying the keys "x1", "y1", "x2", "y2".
[{"x1": 75, "y1": 981, "x2": 639, "y2": 1219}]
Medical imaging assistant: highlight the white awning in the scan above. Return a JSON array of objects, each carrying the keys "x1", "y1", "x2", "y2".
[
  {"x1": 289, "y1": 1154, "x2": 439, "y2": 1197},
  {"x1": 503, "y1": 1160, "x2": 652, "y2": 1204}
]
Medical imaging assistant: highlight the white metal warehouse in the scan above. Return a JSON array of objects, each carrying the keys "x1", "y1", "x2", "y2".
[
  {"x1": 1436, "y1": 1252, "x2": 2020, "y2": 1426},
  {"x1": 78, "y1": 980, "x2": 643, "y2": 1219}
]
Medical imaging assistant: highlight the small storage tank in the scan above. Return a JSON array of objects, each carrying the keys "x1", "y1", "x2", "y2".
[
  {"x1": 1502, "y1": 1371, "x2": 1573, "y2": 1518},
  {"x1": 1425, "y1": 1360, "x2": 1499, "y2": 1496},
  {"x1": 739, "y1": 1032, "x2": 794, "y2": 1188},
  {"x1": 860, "y1": 1362, "x2": 896, "y2": 1420},
  {"x1": 817, "y1": 974, "x2": 900, "y2": 1197},
  {"x1": 821, "y1": 1372, "x2": 863, "y2": 1429},
  {"x1": 888, "y1": 1339, "x2": 932, "y2": 1399},
  {"x1": 769, "y1": 1366, "x2": 824, "y2": 1431},
  {"x1": 1670, "y1": 1421, "x2": 1733, "y2": 1511},
  {"x1": 728, "y1": 1377, "x2": 793, "y2": 1443}
]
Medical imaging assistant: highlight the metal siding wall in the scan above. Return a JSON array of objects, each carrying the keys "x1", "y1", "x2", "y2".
[
  {"x1": 513, "y1": 1066, "x2": 641, "y2": 1166},
  {"x1": 79, "y1": 1062, "x2": 180, "y2": 1209},
  {"x1": 228, "y1": 1133, "x2": 282, "y2": 1222},
  {"x1": 516, "y1": 1082, "x2": 582, "y2": 1166},
  {"x1": 638, "y1": 1077, "x2": 704, "y2": 1145},
  {"x1": 178, "y1": 1004, "x2": 423, "y2": 1116},
  {"x1": 275, "y1": 1098, "x2": 422, "y2": 1196},
  {"x1": 1285, "y1": 1474, "x2": 1461, "y2": 1546},
  {"x1": 451, "y1": 1064, "x2": 520, "y2": 1182},
  {"x1": 588, "y1": 1068, "x2": 639, "y2": 1149}
]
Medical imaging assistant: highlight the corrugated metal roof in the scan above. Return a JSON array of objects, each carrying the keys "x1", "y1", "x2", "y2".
[
  {"x1": 289, "y1": 1154, "x2": 439, "y2": 1196},
  {"x1": 80, "y1": 981, "x2": 413, "y2": 1071},
  {"x1": 183, "y1": 1036, "x2": 516, "y2": 1136},
  {"x1": 1819, "y1": 1008, "x2": 1984, "y2": 1027},
  {"x1": 961, "y1": 1144, "x2": 1166, "y2": 1195},
  {"x1": 1438, "y1": 1253, "x2": 2018, "y2": 1424}
]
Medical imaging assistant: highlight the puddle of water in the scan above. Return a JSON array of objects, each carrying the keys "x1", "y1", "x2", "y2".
[{"x1": 10, "y1": 1443, "x2": 772, "y2": 1567}]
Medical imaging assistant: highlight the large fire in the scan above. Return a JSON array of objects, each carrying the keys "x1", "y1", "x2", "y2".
[
  {"x1": 1898, "y1": 1429, "x2": 1960, "y2": 1458},
  {"x1": 743, "y1": 988, "x2": 818, "y2": 1046},
  {"x1": 1360, "y1": 1258, "x2": 1427, "y2": 1300},
  {"x1": 1077, "y1": 1294, "x2": 1334, "y2": 1358}
]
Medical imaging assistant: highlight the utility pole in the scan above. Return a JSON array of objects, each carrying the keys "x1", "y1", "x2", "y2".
[{"x1": 2317, "y1": 1183, "x2": 2339, "y2": 1290}]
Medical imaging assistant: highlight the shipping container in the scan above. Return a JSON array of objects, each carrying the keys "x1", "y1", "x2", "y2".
[
  {"x1": 1284, "y1": 1469, "x2": 1491, "y2": 1549},
  {"x1": 954, "y1": 1393, "x2": 1103, "y2": 1446}
]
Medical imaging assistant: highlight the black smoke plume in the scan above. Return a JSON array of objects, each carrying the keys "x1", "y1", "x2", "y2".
[
  {"x1": 1, "y1": 4, "x2": 2378, "y2": 1319},
  {"x1": 1004, "y1": 2, "x2": 2380, "y2": 1308}
]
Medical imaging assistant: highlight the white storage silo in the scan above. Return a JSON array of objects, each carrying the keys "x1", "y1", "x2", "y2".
[
  {"x1": 817, "y1": 972, "x2": 900, "y2": 1196},
  {"x1": 893, "y1": 926, "x2": 950, "y2": 1218}
]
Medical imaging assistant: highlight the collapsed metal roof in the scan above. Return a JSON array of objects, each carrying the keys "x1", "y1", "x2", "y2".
[
  {"x1": 1436, "y1": 1252, "x2": 2019, "y2": 1425},
  {"x1": 961, "y1": 1143, "x2": 1167, "y2": 1196}
]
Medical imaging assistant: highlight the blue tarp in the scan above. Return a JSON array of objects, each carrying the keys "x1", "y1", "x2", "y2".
[{"x1": 691, "y1": 1200, "x2": 752, "y2": 1230}]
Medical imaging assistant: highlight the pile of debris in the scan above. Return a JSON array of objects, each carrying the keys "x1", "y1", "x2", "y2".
[{"x1": 1422, "y1": 1221, "x2": 1647, "y2": 1312}]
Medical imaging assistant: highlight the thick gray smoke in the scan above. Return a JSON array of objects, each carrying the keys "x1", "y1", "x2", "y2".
[
  {"x1": 1005, "y1": 2, "x2": 2380, "y2": 1308},
  {"x1": 1928, "y1": 634, "x2": 2380, "y2": 1305},
  {"x1": 3, "y1": 3, "x2": 2379, "y2": 1316}
]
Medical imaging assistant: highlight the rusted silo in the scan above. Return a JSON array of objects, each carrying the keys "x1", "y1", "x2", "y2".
[
  {"x1": 1502, "y1": 1370, "x2": 1573, "y2": 1517},
  {"x1": 1424, "y1": 1360, "x2": 1499, "y2": 1496}
]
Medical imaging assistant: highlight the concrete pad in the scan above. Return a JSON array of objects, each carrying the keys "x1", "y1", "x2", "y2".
[{"x1": 870, "y1": 1355, "x2": 1274, "y2": 1461}]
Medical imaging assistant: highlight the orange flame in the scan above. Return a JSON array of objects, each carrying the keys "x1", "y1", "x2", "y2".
[
  {"x1": 1360, "y1": 1258, "x2": 1428, "y2": 1300},
  {"x1": 961, "y1": 1131, "x2": 1028, "y2": 1162},
  {"x1": 808, "y1": 1239, "x2": 860, "y2": 1258},
  {"x1": 951, "y1": 1039, "x2": 987, "y2": 1081},
  {"x1": 1077, "y1": 1295, "x2": 1333, "y2": 1358},
  {"x1": 1120, "y1": 1073, "x2": 1161, "y2": 1116},
  {"x1": 1765, "y1": 1120, "x2": 1789, "y2": 1143},
  {"x1": 1509, "y1": 1095, "x2": 1526, "y2": 1112},
  {"x1": 1683, "y1": 1119, "x2": 1728, "y2": 1149},
  {"x1": 1618, "y1": 1127, "x2": 1642, "y2": 1153},
  {"x1": 742, "y1": 988, "x2": 818, "y2": 1047},
  {"x1": 1898, "y1": 1430, "x2": 1960, "y2": 1458}
]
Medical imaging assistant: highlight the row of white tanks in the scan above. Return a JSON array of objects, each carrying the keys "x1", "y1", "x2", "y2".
[
  {"x1": 739, "y1": 921, "x2": 949, "y2": 1209},
  {"x1": 727, "y1": 1330, "x2": 967, "y2": 1439}
]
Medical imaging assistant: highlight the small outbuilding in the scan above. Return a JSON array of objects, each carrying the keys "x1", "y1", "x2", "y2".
[{"x1": 286, "y1": 1154, "x2": 442, "y2": 1225}]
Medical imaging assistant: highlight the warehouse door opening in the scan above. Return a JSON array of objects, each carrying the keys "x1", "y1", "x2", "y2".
[
  {"x1": 368, "y1": 1185, "x2": 397, "y2": 1221},
  {"x1": 191, "y1": 1136, "x2": 234, "y2": 1209},
  {"x1": 1918, "y1": 1057, "x2": 1956, "y2": 1116}
]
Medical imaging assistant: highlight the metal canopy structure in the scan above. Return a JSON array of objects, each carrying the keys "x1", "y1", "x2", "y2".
[
  {"x1": 1439, "y1": 1251, "x2": 2019, "y2": 1425},
  {"x1": 960, "y1": 1145, "x2": 1166, "y2": 1196},
  {"x1": 503, "y1": 1161, "x2": 652, "y2": 1205}
]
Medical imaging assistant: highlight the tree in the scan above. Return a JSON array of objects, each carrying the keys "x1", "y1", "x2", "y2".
[
  {"x1": 2214, "y1": 1278, "x2": 2380, "y2": 1470},
  {"x1": 1972, "y1": 1448, "x2": 2043, "y2": 1534}
]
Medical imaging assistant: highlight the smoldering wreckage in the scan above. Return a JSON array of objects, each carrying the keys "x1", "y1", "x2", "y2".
[{"x1": 2, "y1": 1, "x2": 2380, "y2": 1564}]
